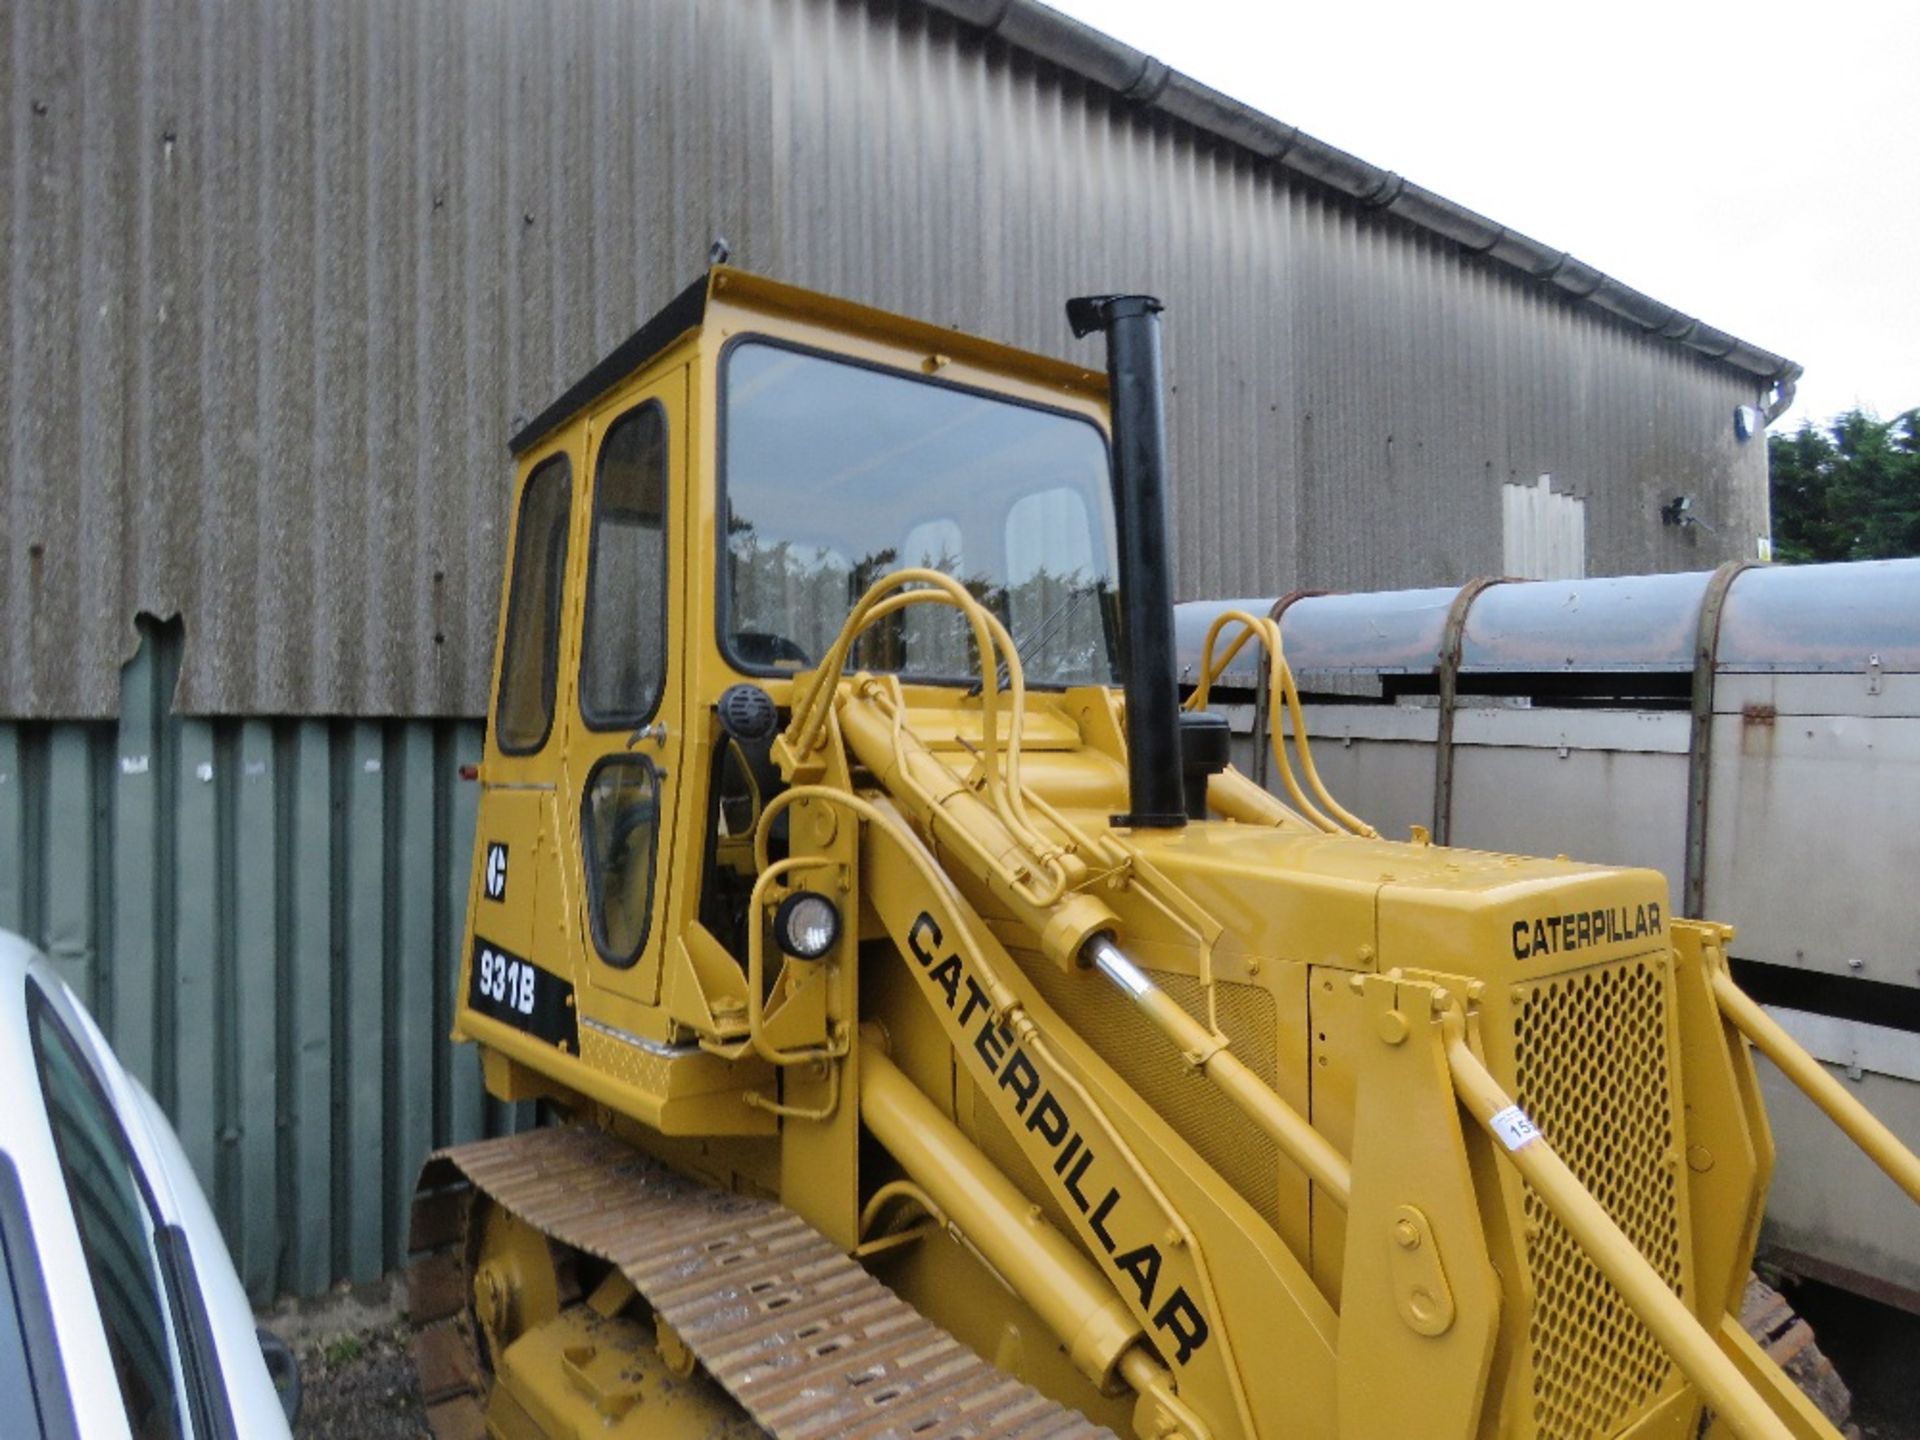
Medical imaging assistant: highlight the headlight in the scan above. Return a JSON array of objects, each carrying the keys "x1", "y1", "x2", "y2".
[{"x1": 773, "y1": 890, "x2": 841, "y2": 960}]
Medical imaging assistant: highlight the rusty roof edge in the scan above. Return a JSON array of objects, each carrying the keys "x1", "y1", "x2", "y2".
[{"x1": 926, "y1": 0, "x2": 1803, "y2": 387}]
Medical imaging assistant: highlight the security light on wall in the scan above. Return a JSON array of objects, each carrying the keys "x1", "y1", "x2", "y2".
[{"x1": 1661, "y1": 495, "x2": 1716, "y2": 534}]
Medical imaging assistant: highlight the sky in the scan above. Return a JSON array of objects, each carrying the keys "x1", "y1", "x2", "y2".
[{"x1": 1045, "y1": 0, "x2": 1919, "y2": 431}]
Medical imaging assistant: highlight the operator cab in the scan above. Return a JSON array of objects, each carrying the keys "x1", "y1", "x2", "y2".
[{"x1": 459, "y1": 266, "x2": 1118, "y2": 1094}]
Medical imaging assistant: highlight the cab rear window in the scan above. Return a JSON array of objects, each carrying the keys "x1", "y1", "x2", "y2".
[{"x1": 495, "y1": 455, "x2": 573, "y2": 754}]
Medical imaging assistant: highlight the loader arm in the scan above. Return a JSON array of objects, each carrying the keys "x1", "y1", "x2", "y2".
[{"x1": 733, "y1": 562, "x2": 1876, "y2": 1439}]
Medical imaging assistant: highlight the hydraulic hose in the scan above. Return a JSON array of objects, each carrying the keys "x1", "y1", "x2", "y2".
[{"x1": 1186, "y1": 608, "x2": 1376, "y2": 838}]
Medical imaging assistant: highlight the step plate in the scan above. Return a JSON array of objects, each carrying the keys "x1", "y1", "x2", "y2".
[{"x1": 413, "y1": 1125, "x2": 1109, "y2": 1440}]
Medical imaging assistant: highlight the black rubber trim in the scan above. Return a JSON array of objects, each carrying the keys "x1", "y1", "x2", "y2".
[
  {"x1": 0, "y1": 1150, "x2": 80, "y2": 1440},
  {"x1": 509, "y1": 275, "x2": 708, "y2": 457},
  {"x1": 1728, "y1": 958, "x2": 1920, "y2": 1036},
  {"x1": 155, "y1": 1225, "x2": 238, "y2": 1440}
]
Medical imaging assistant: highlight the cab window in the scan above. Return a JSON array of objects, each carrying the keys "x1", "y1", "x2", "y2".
[
  {"x1": 1004, "y1": 486, "x2": 1105, "y2": 683},
  {"x1": 720, "y1": 339, "x2": 1119, "y2": 685},
  {"x1": 495, "y1": 455, "x2": 573, "y2": 754},
  {"x1": 582, "y1": 756, "x2": 663, "y2": 966},
  {"x1": 580, "y1": 404, "x2": 670, "y2": 728}
]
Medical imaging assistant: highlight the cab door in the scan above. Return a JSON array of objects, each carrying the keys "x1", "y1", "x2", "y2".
[
  {"x1": 471, "y1": 439, "x2": 578, "y2": 1014},
  {"x1": 569, "y1": 369, "x2": 687, "y2": 1007}
]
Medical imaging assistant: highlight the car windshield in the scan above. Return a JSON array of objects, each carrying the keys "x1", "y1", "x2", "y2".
[{"x1": 721, "y1": 341, "x2": 1120, "y2": 686}]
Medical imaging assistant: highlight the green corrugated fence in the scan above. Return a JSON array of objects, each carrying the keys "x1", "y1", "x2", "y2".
[{"x1": 0, "y1": 618, "x2": 522, "y2": 1304}]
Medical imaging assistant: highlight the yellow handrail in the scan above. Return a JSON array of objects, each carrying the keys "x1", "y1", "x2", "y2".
[
  {"x1": 1710, "y1": 967, "x2": 1920, "y2": 1205},
  {"x1": 758, "y1": 785, "x2": 1230, "y2": 1338},
  {"x1": 742, "y1": 851, "x2": 849, "y2": 1067}
]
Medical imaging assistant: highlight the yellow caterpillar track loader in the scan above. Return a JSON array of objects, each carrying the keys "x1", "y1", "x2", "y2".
[{"x1": 408, "y1": 267, "x2": 1920, "y2": 1440}]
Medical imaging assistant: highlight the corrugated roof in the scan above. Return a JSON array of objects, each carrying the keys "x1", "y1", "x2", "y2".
[{"x1": 931, "y1": 0, "x2": 1800, "y2": 389}]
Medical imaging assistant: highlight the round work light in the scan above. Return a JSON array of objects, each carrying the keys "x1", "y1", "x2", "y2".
[{"x1": 773, "y1": 891, "x2": 842, "y2": 960}]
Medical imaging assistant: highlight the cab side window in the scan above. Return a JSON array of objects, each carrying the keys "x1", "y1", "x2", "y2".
[
  {"x1": 31, "y1": 993, "x2": 185, "y2": 1439},
  {"x1": 583, "y1": 756, "x2": 663, "y2": 966},
  {"x1": 495, "y1": 455, "x2": 573, "y2": 754},
  {"x1": 580, "y1": 404, "x2": 669, "y2": 728}
]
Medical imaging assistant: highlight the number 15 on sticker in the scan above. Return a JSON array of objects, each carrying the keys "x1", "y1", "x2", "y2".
[{"x1": 1490, "y1": 1104, "x2": 1542, "y2": 1152}]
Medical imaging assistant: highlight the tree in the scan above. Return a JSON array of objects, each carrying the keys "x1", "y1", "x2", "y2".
[{"x1": 1769, "y1": 408, "x2": 1920, "y2": 563}]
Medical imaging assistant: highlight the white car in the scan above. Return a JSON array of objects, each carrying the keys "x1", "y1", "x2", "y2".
[{"x1": 0, "y1": 930, "x2": 294, "y2": 1438}]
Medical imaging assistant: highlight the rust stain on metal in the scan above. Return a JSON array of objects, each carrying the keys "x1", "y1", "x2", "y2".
[{"x1": 1738, "y1": 701, "x2": 1778, "y2": 758}]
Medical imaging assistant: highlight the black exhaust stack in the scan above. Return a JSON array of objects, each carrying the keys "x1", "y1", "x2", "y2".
[{"x1": 1067, "y1": 293, "x2": 1187, "y2": 829}]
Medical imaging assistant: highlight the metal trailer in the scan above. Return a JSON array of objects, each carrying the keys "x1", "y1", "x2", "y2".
[{"x1": 1177, "y1": 558, "x2": 1920, "y2": 1312}]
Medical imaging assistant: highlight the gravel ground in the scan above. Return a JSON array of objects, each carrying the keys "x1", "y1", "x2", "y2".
[
  {"x1": 257, "y1": 1276, "x2": 430, "y2": 1440},
  {"x1": 256, "y1": 1270, "x2": 1914, "y2": 1440}
]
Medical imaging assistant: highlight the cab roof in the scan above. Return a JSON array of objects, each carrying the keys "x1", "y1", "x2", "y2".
[{"x1": 508, "y1": 265, "x2": 1108, "y2": 458}]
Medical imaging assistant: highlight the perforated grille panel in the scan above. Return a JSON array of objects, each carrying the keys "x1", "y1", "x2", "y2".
[
  {"x1": 1009, "y1": 964, "x2": 1282, "y2": 1230},
  {"x1": 1514, "y1": 958, "x2": 1684, "y2": 1439}
]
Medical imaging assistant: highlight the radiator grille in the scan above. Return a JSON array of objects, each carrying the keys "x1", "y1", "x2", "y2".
[{"x1": 1514, "y1": 958, "x2": 1683, "y2": 1439}]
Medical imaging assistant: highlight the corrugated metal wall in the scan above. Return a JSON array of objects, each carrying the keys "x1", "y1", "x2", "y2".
[
  {"x1": 1, "y1": 0, "x2": 777, "y2": 719},
  {"x1": 4, "y1": 0, "x2": 1770, "y2": 721},
  {"x1": 763, "y1": 3, "x2": 1769, "y2": 600},
  {"x1": 0, "y1": 620, "x2": 520, "y2": 1304},
  {"x1": 0, "y1": 0, "x2": 1779, "y2": 1302}
]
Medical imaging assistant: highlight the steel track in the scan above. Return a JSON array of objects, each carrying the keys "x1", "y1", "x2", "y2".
[{"x1": 408, "y1": 1125, "x2": 1110, "y2": 1440}]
